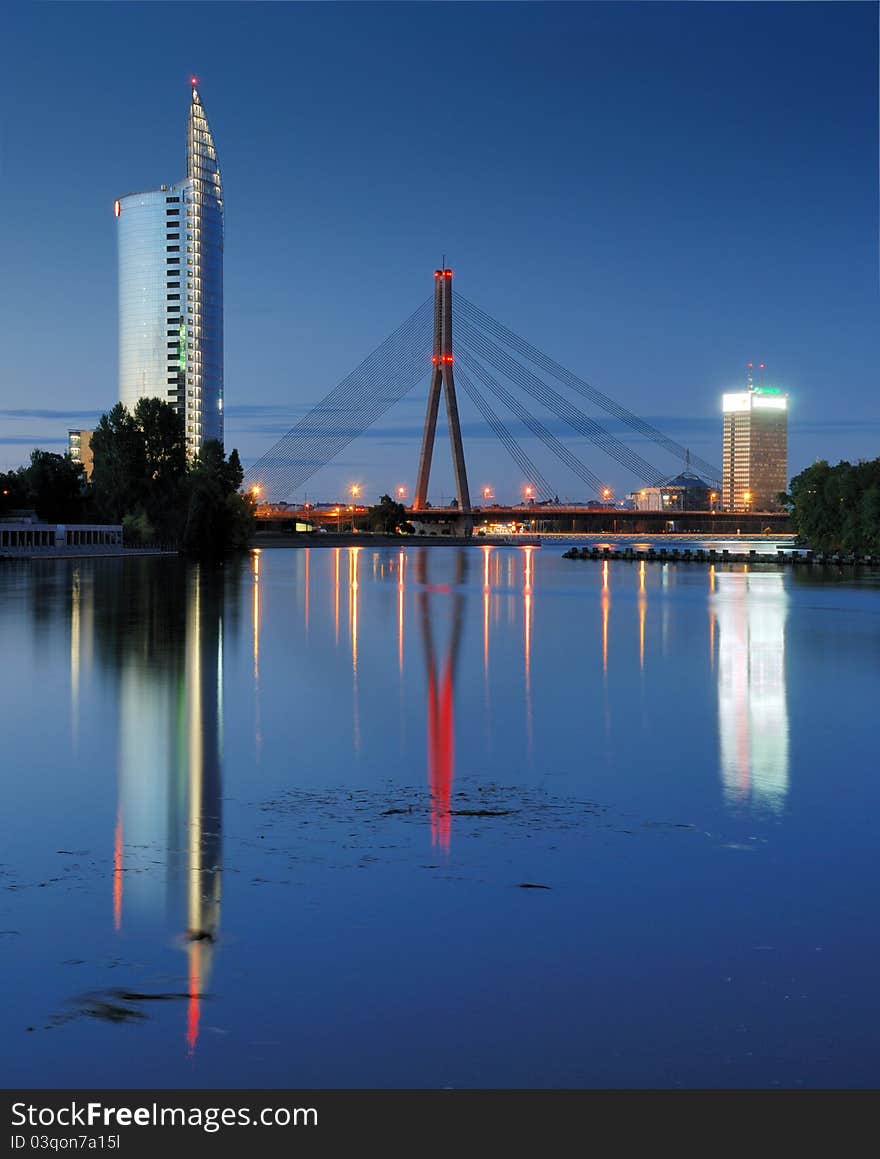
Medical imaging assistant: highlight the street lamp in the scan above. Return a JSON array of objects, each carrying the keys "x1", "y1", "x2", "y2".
[
  {"x1": 743, "y1": 490, "x2": 752, "y2": 512},
  {"x1": 482, "y1": 486, "x2": 493, "y2": 504},
  {"x1": 397, "y1": 486, "x2": 407, "y2": 502},
  {"x1": 709, "y1": 491, "x2": 717, "y2": 511},
  {"x1": 602, "y1": 487, "x2": 612, "y2": 503},
  {"x1": 524, "y1": 485, "x2": 534, "y2": 503}
]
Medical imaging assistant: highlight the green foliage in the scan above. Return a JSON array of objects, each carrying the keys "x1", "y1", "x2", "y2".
[
  {"x1": 90, "y1": 403, "x2": 145, "y2": 522},
  {"x1": 0, "y1": 468, "x2": 32, "y2": 515},
  {"x1": 7, "y1": 399, "x2": 251, "y2": 557},
  {"x1": 122, "y1": 509, "x2": 157, "y2": 547},
  {"x1": 17, "y1": 450, "x2": 86, "y2": 523},
  {"x1": 181, "y1": 439, "x2": 255, "y2": 558},
  {"x1": 368, "y1": 493, "x2": 410, "y2": 534},
  {"x1": 788, "y1": 458, "x2": 880, "y2": 552},
  {"x1": 90, "y1": 404, "x2": 252, "y2": 557}
]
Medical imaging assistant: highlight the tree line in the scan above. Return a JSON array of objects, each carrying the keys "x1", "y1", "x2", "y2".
[
  {"x1": 784, "y1": 458, "x2": 880, "y2": 553},
  {"x1": 1, "y1": 399, "x2": 254, "y2": 557}
]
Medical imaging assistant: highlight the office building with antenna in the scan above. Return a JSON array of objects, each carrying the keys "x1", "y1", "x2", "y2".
[{"x1": 721, "y1": 363, "x2": 788, "y2": 512}]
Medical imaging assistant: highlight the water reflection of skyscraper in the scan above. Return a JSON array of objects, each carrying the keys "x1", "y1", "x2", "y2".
[
  {"x1": 89, "y1": 560, "x2": 232, "y2": 1056},
  {"x1": 713, "y1": 570, "x2": 790, "y2": 813}
]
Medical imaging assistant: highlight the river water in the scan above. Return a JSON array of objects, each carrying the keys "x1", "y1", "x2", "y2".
[{"x1": 1, "y1": 546, "x2": 878, "y2": 1088}]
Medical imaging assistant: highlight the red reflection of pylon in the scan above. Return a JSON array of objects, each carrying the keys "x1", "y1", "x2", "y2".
[
  {"x1": 418, "y1": 551, "x2": 466, "y2": 852},
  {"x1": 186, "y1": 944, "x2": 202, "y2": 1057},
  {"x1": 427, "y1": 661, "x2": 455, "y2": 850}
]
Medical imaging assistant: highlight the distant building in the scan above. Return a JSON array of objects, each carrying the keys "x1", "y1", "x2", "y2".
[
  {"x1": 68, "y1": 429, "x2": 95, "y2": 480},
  {"x1": 721, "y1": 385, "x2": 788, "y2": 511},
  {"x1": 629, "y1": 472, "x2": 714, "y2": 512},
  {"x1": 116, "y1": 83, "x2": 223, "y2": 456}
]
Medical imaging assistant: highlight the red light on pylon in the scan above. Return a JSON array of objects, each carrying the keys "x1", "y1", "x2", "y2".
[
  {"x1": 434, "y1": 271, "x2": 440, "y2": 278},
  {"x1": 444, "y1": 269, "x2": 453, "y2": 277},
  {"x1": 431, "y1": 356, "x2": 439, "y2": 364}
]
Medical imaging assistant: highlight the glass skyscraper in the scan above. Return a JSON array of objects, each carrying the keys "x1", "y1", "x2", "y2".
[{"x1": 116, "y1": 83, "x2": 223, "y2": 454}]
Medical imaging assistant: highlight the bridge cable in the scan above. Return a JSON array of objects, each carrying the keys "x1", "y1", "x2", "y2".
[
  {"x1": 456, "y1": 348, "x2": 608, "y2": 497},
  {"x1": 454, "y1": 365, "x2": 555, "y2": 502},
  {"x1": 246, "y1": 300, "x2": 431, "y2": 498},
  {"x1": 456, "y1": 316, "x2": 666, "y2": 485},
  {"x1": 457, "y1": 294, "x2": 722, "y2": 484},
  {"x1": 244, "y1": 299, "x2": 433, "y2": 500}
]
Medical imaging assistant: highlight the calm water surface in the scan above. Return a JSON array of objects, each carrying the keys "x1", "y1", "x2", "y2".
[{"x1": 1, "y1": 546, "x2": 878, "y2": 1088}]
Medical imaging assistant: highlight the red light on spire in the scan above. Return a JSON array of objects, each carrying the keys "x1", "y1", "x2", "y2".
[
  {"x1": 747, "y1": 362, "x2": 753, "y2": 368},
  {"x1": 434, "y1": 271, "x2": 441, "y2": 278},
  {"x1": 191, "y1": 76, "x2": 199, "y2": 86},
  {"x1": 759, "y1": 363, "x2": 765, "y2": 369}
]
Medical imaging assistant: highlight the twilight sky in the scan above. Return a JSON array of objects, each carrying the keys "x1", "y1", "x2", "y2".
[{"x1": 0, "y1": 1, "x2": 877, "y2": 503}]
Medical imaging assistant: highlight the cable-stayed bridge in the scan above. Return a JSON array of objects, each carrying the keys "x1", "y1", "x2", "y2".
[{"x1": 243, "y1": 268, "x2": 722, "y2": 517}]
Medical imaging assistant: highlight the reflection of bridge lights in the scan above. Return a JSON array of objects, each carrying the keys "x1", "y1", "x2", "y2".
[{"x1": 601, "y1": 559, "x2": 609, "y2": 674}]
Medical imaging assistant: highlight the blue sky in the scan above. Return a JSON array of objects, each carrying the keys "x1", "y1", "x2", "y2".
[{"x1": 0, "y1": 2, "x2": 877, "y2": 502}]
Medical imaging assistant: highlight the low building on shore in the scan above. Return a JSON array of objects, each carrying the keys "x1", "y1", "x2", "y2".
[
  {"x1": 1, "y1": 519, "x2": 122, "y2": 553},
  {"x1": 628, "y1": 472, "x2": 715, "y2": 512}
]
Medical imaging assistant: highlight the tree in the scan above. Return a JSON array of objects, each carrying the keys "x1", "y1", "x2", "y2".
[
  {"x1": 368, "y1": 494, "x2": 410, "y2": 535},
  {"x1": 181, "y1": 439, "x2": 255, "y2": 558},
  {"x1": 0, "y1": 469, "x2": 29, "y2": 515},
  {"x1": 788, "y1": 458, "x2": 880, "y2": 552},
  {"x1": 21, "y1": 450, "x2": 86, "y2": 523},
  {"x1": 90, "y1": 403, "x2": 145, "y2": 522}
]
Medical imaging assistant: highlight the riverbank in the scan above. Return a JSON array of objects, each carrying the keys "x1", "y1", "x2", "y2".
[{"x1": 0, "y1": 547, "x2": 177, "y2": 561}]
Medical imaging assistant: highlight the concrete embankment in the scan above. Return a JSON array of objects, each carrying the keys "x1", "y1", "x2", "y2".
[{"x1": 562, "y1": 545, "x2": 877, "y2": 567}]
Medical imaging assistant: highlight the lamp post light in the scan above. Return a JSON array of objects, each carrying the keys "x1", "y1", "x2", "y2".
[
  {"x1": 743, "y1": 490, "x2": 752, "y2": 513},
  {"x1": 524, "y1": 485, "x2": 534, "y2": 503},
  {"x1": 709, "y1": 491, "x2": 717, "y2": 512},
  {"x1": 397, "y1": 486, "x2": 407, "y2": 503},
  {"x1": 482, "y1": 486, "x2": 493, "y2": 504}
]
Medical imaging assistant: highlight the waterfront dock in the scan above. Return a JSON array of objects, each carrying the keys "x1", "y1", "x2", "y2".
[{"x1": 562, "y1": 545, "x2": 877, "y2": 567}]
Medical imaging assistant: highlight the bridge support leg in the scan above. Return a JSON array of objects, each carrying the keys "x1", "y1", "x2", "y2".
[{"x1": 413, "y1": 268, "x2": 471, "y2": 513}]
